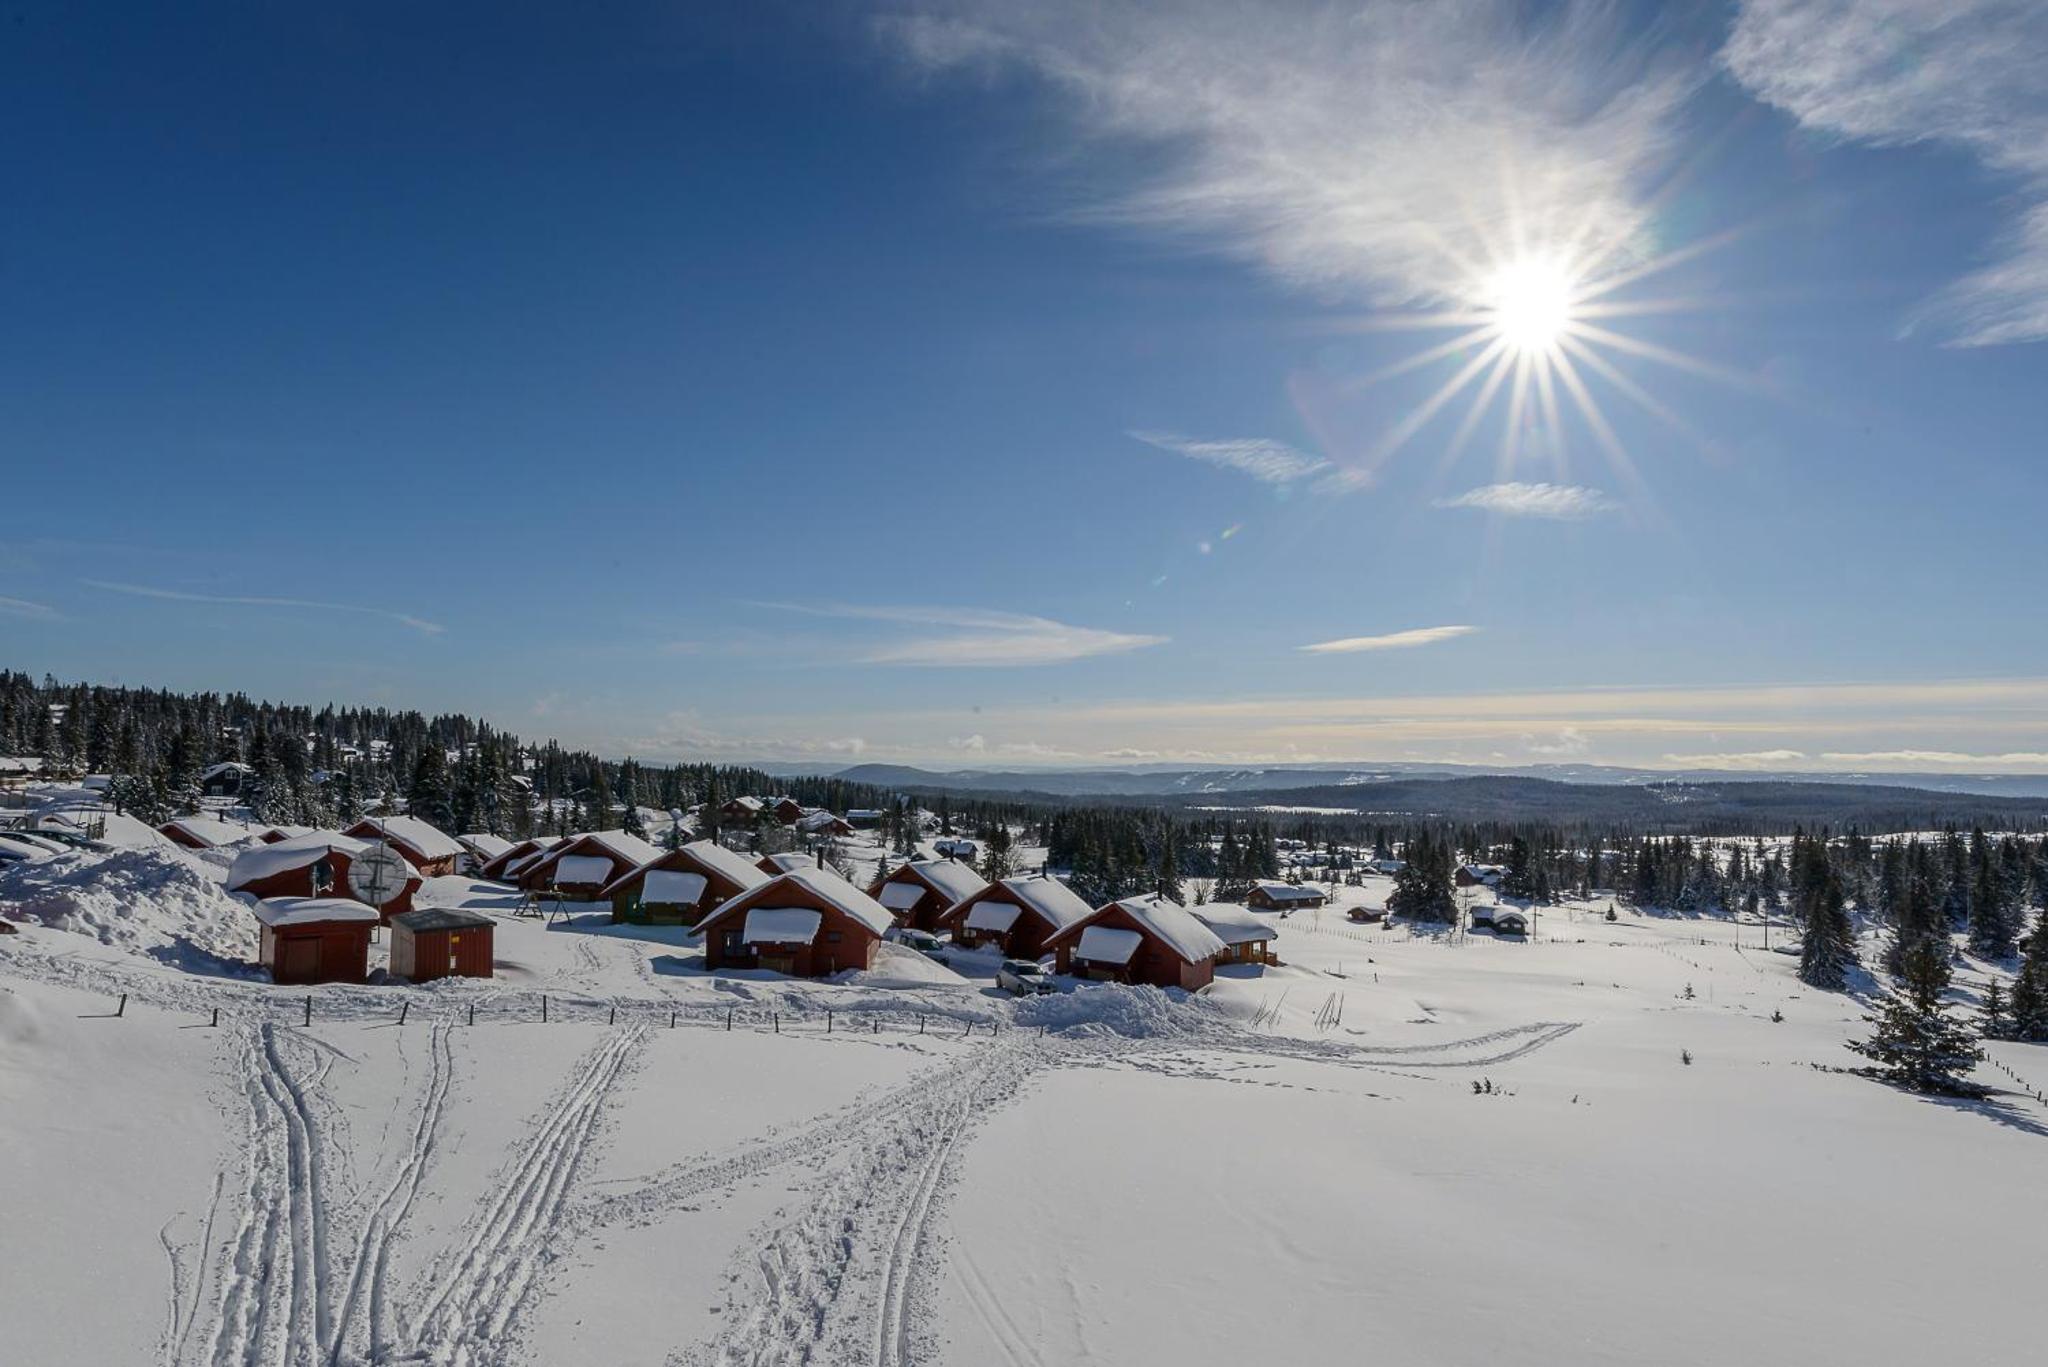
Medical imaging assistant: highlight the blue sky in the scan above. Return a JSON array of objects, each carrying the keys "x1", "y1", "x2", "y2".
[{"x1": 6, "y1": 1, "x2": 2047, "y2": 773}]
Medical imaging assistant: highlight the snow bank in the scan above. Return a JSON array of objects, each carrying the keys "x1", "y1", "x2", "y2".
[
  {"x1": 835, "y1": 943, "x2": 971, "y2": 989},
  {"x1": 1011, "y1": 982, "x2": 1225, "y2": 1039},
  {"x1": 0, "y1": 845, "x2": 258, "y2": 968}
]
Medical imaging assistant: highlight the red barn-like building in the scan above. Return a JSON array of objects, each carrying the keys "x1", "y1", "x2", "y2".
[
  {"x1": 344, "y1": 816, "x2": 466, "y2": 878},
  {"x1": 599, "y1": 839, "x2": 770, "y2": 926},
  {"x1": 254, "y1": 897, "x2": 379, "y2": 985},
  {"x1": 866, "y1": 858, "x2": 989, "y2": 933},
  {"x1": 937, "y1": 873, "x2": 1095, "y2": 960},
  {"x1": 227, "y1": 833, "x2": 421, "y2": 919},
  {"x1": 692, "y1": 866, "x2": 895, "y2": 977},
  {"x1": 390, "y1": 907, "x2": 496, "y2": 982},
  {"x1": 1044, "y1": 893, "x2": 1227, "y2": 992},
  {"x1": 518, "y1": 830, "x2": 662, "y2": 899}
]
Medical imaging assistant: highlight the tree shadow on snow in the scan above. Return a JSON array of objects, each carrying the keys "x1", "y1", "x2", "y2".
[{"x1": 1916, "y1": 1091, "x2": 2048, "y2": 1140}]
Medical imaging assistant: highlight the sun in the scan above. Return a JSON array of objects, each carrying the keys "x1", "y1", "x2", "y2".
[{"x1": 1483, "y1": 254, "x2": 1577, "y2": 355}]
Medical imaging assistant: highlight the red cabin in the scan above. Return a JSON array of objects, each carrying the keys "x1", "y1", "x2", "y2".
[
  {"x1": 937, "y1": 873, "x2": 1095, "y2": 960},
  {"x1": 1044, "y1": 894, "x2": 1228, "y2": 992},
  {"x1": 227, "y1": 833, "x2": 421, "y2": 919},
  {"x1": 693, "y1": 866, "x2": 895, "y2": 977},
  {"x1": 866, "y1": 858, "x2": 989, "y2": 933}
]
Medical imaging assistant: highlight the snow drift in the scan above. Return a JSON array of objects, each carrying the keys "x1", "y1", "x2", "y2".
[{"x1": 0, "y1": 845, "x2": 258, "y2": 968}]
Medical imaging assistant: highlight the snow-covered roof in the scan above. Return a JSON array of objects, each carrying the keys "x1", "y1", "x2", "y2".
[
  {"x1": 680, "y1": 839, "x2": 773, "y2": 891},
  {"x1": 199, "y1": 761, "x2": 250, "y2": 781},
  {"x1": 877, "y1": 881, "x2": 926, "y2": 911},
  {"x1": 1109, "y1": 894, "x2": 1229, "y2": 964},
  {"x1": 253, "y1": 897, "x2": 381, "y2": 928},
  {"x1": 161, "y1": 815, "x2": 255, "y2": 848},
  {"x1": 998, "y1": 875, "x2": 1096, "y2": 933},
  {"x1": 642, "y1": 870, "x2": 709, "y2": 906},
  {"x1": 458, "y1": 833, "x2": 515, "y2": 860},
  {"x1": 1191, "y1": 903, "x2": 1278, "y2": 945},
  {"x1": 0, "y1": 756, "x2": 46, "y2": 775},
  {"x1": 909, "y1": 858, "x2": 988, "y2": 905},
  {"x1": 1254, "y1": 881, "x2": 1324, "y2": 903},
  {"x1": 1075, "y1": 925, "x2": 1143, "y2": 966},
  {"x1": 964, "y1": 900, "x2": 1023, "y2": 934},
  {"x1": 697, "y1": 866, "x2": 897, "y2": 940},
  {"x1": 760, "y1": 851, "x2": 815, "y2": 873},
  {"x1": 796, "y1": 810, "x2": 846, "y2": 833},
  {"x1": 349, "y1": 815, "x2": 464, "y2": 862},
  {"x1": 742, "y1": 907, "x2": 823, "y2": 945},
  {"x1": 227, "y1": 833, "x2": 371, "y2": 891},
  {"x1": 583, "y1": 830, "x2": 662, "y2": 865},
  {"x1": 725, "y1": 796, "x2": 764, "y2": 813},
  {"x1": 553, "y1": 855, "x2": 615, "y2": 887}
]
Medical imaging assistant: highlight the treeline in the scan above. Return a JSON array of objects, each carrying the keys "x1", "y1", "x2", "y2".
[{"x1": 0, "y1": 673, "x2": 892, "y2": 836}]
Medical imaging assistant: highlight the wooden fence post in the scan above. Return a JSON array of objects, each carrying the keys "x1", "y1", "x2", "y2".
[
  {"x1": 542, "y1": 994, "x2": 548, "y2": 1024},
  {"x1": 116, "y1": 993, "x2": 127, "y2": 1018},
  {"x1": 304, "y1": 996, "x2": 312, "y2": 1027},
  {"x1": 211, "y1": 1006, "x2": 219, "y2": 1028},
  {"x1": 609, "y1": 1004, "x2": 617, "y2": 1025},
  {"x1": 468, "y1": 1002, "x2": 476, "y2": 1026},
  {"x1": 399, "y1": 1001, "x2": 409, "y2": 1025},
  {"x1": 726, "y1": 1006, "x2": 734, "y2": 1031}
]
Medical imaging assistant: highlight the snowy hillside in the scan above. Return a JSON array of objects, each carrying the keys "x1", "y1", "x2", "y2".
[{"x1": 3, "y1": 841, "x2": 2046, "y2": 1367}]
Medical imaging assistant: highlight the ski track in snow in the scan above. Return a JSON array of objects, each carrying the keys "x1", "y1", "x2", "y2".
[{"x1": 399, "y1": 1025, "x2": 645, "y2": 1366}]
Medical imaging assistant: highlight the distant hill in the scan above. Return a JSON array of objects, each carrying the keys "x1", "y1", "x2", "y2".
[
  {"x1": 828, "y1": 764, "x2": 2048, "y2": 832},
  {"x1": 829, "y1": 760, "x2": 2048, "y2": 802}
]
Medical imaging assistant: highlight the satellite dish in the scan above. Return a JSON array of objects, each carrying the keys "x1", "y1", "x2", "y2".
[{"x1": 349, "y1": 842, "x2": 410, "y2": 907}]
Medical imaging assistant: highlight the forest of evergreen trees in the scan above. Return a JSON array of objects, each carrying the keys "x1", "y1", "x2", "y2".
[{"x1": 0, "y1": 672, "x2": 894, "y2": 839}]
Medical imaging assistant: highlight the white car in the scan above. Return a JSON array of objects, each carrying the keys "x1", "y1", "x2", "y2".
[
  {"x1": 997, "y1": 959, "x2": 1056, "y2": 995},
  {"x1": 892, "y1": 928, "x2": 950, "y2": 963}
]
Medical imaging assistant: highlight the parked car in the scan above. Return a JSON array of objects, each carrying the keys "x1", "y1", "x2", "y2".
[
  {"x1": 997, "y1": 958, "x2": 1056, "y2": 995},
  {"x1": 893, "y1": 928, "x2": 950, "y2": 963}
]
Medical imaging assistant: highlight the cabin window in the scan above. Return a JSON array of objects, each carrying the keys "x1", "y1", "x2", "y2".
[
  {"x1": 312, "y1": 858, "x2": 334, "y2": 893},
  {"x1": 723, "y1": 929, "x2": 743, "y2": 952}
]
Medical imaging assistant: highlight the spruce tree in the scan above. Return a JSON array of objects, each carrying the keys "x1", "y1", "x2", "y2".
[
  {"x1": 1795, "y1": 836, "x2": 1856, "y2": 990},
  {"x1": 1848, "y1": 935, "x2": 1983, "y2": 1093},
  {"x1": 2009, "y1": 922, "x2": 2048, "y2": 1042}
]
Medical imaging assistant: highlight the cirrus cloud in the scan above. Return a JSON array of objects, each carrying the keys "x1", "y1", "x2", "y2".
[
  {"x1": 1435, "y1": 481, "x2": 1618, "y2": 519},
  {"x1": 1298, "y1": 625, "x2": 1479, "y2": 654},
  {"x1": 879, "y1": 0, "x2": 1693, "y2": 308},
  {"x1": 757, "y1": 601, "x2": 1167, "y2": 667},
  {"x1": 1723, "y1": 0, "x2": 2048, "y2": 345}
]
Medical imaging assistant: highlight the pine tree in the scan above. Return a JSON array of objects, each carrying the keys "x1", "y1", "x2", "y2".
[
  {"x1": 1980, "y1": 979, "x2": 2011, "y2": 1041},
  {"x1": 978, "y1": 824, "x2": 1015, "y2": 885},
  {"x1": 2010, "y1": 922, "x2": 2048, "y2": 1042},
  {"x1": 1794, "y1": 835, "x2": 1856, "y2": 990},
  {"x1": 1848, "y1": 935, "x2": 1983, "y2": 1093},
  {"x1": 1389, "y1": 830, "x2": 1457, "y2": 924}
]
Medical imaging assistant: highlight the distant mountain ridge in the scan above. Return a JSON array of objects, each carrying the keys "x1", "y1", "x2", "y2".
[{"x1": 825, "y1": 760, "x2": 2048, "y2": 801}]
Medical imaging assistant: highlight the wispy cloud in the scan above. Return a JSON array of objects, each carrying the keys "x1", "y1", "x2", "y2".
[
  {"x1": 1299, "y1": 625, "x2": 1478, "y2": 655},
  {"x1": 1723, "y1": 0, "x2": 2048, "y2": 345},
  {"x1": 1130, "y1": 431, "x2": 1329, "y2": 486},
  {"x1": 1662, "y1": 749, "x2": 1809, "y2": 769},
  {"x1": 0, "y1": 594, "x2": 59, "y2": 620},
  {"x1": 1820, "y1": 750, "x2": 2048, "y2": 769},
  {"x1": 758, "y1": 602, "x2": 1167, "y2": 667},
  {"x1": 1436, "y1": 482, "x2": 1618, "y2": 519},
  {"x1": 881, "y1": 1, "x2": 1690, "y2": 307},
  {"x1": 84, "y1": 579, "x2": 444, "y2": 635}
]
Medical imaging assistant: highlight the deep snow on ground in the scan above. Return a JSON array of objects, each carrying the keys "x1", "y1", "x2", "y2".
[{"x1": 3, "y1": 845, "x2": 2046, "y2": 1366}]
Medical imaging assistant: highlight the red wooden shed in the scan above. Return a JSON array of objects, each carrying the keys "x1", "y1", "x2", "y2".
[
  {"x1": 254, "y1": 897, "x2": 379, "y2": 985},
  {"x1": 390, "y1": 907, "x2": 496, "y2": 982}
]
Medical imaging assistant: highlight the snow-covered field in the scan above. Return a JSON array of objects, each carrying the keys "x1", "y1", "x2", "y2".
[{"x1": 4, "y1": 837, "x2": 2046, "y2": 1366}]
